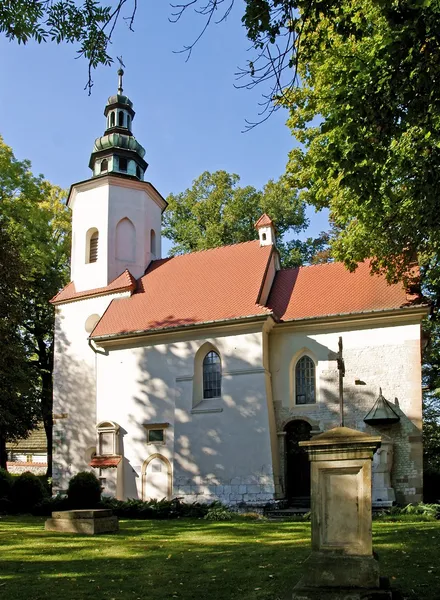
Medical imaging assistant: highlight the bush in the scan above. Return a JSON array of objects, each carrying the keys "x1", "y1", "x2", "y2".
[
  {"x1": 204, "y1": 506, "x2": 233, "y2": 521},
  {"x1": 31, "y1": 494, "x2": 70, "y2": 516},
  {"x1": 0, "y1": 468, "x2": 13, "y2": 500},
  {"x1": 98, "y1": 496, "x2": 219, "y2": 520},
  {"x1": 0, "y1": 497, "x2": 13, "y2": 515},
  {"x1": 373, "y1": 503, "x2": 440, "y2": 522},
  {"x1": 67, "y1": 471, "x2": 101, "y2": 509},
  {"x1": 12, "y1": 472, "x2": 48, "y2": 513}
]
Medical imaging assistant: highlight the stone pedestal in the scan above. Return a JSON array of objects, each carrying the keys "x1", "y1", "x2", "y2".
[
  {"x1": 45, "y1": 509, "x2": 119, "y2": 534},
  {"x1": 292, "y1": 427, "x2": 392, "y2": 600}
]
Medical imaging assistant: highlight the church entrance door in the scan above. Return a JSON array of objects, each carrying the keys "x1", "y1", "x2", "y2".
[{"x1": 284, "y1": 420, "x2": 312, "y2": 503}]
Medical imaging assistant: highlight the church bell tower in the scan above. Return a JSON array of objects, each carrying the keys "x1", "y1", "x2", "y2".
[{"x1": 67, "y1": 68, "x2": 167, "y2": 293}]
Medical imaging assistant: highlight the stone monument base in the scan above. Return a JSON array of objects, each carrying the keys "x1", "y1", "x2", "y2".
[
  {"x1": 296, "y1": 553, "x2": 380, "y2": 589},
  {"x1": 45, "y1": 509, "x2": 119, "y2": 534},
  {"x1": 292, "y1": 554, "x2": 392, "y2": 600},
  {"x1": 292, "y1": 586, "x2": 393, "y2": 600}
]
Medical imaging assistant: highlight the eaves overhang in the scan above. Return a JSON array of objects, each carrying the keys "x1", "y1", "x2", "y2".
[
  {"x1": 67, "y1": 174, "x2": 168, "y2": 212},
  {"x1": 90, "y1": 312, "x2": 272, "y2": 345},
  {"x1": 272, "y1": 304, "x2": 430, "y2": 331}
]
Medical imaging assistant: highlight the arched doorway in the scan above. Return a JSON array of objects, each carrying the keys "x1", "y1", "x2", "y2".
[
  {"x1": 284, "y1": 420, "x2": 312, "y2": 502},
  {"x1": 141, "y1": 454, "x2": 172, "y2": 500}
]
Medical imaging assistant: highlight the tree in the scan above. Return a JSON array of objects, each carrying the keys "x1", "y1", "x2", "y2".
[
  {"x1": 0, "y1": 136, "x2": 70, "y2": 474},
  {"x1": 0, "y1": 221, "x2": 39, "y2": 469},
  {"x1": 163, "y1": 170, "x2": 320, "y2": 266},
  {"x1": 0, "y1": 0, "x2": 137, "y2": 90}
]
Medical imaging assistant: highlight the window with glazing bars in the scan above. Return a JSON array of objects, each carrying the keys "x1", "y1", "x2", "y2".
[
  {"x1": 295, "y1": 356, "x2": 316, "y2": 404},
  {"x1": 89, "y1": 231, "x2": 99, "y2": 263},
  {"x1": 203, "y1": 351, "x2": 221, "y2": 399}
]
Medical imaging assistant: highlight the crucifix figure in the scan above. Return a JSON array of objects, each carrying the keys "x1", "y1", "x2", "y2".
[{"x1": 337, "y1": 336, "x2": 345, "y2": 426}]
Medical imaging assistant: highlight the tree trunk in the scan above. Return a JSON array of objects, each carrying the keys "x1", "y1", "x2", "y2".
[
  {"x1": 0, "y1": 435, "x2": 7, "y2": 470},
  {"x1": 41, "y1": 369, "x2": 53, "y2": 478}
]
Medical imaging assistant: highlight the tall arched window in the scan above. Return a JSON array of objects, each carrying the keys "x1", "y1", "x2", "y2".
[
  {"x1": 295, "y1": 356, "x2": 316, "y2": 405},
  {"x1": 100, "y1": 159, "x2": 108, "y2": 173},
  {"x1": 203, "y1": 351, "x2": 221, "y2": 399},
  {"x1": 88, "y1": 230, "x2": 99, "y2": 263},
  {"x1": 110, "y1": 112, "x2": 115, "y2": 127},
  {"x1": 118, "y1": 111, "x2": 124, "y2": 127}
]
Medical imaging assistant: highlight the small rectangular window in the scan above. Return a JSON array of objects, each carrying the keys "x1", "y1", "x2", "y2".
[
  {"x1": 119, "y1": 157, "x2": 127, "y2": 172},
  {"x1": 147, "y1": 429, "x2": 164, "y2": 444}
]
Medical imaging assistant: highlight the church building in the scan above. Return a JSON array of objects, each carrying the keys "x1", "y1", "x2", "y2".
[{"x1": 51, "y1": 70, "x2": 429, "y2": 506}]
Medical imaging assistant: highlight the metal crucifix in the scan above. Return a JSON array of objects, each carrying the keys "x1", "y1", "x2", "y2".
[{"x1": 337, "y1": 336, "x2": 346, "y2": 427}]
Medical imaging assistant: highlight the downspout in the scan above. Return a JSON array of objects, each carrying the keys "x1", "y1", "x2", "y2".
[{"x1": 262, "y1": 317, "x2": 282, "y2": 499}]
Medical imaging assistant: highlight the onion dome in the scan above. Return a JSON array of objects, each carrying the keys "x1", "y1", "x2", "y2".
[
  {"x1": 363, "y1": 388, "x2": 400, "y2": 426},
  {"x1": 89, "y1": 67, "x2": 148, "y2": 180}
]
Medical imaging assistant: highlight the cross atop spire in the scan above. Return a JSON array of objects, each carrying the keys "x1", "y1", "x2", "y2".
[{"x1": 116, "y1": 56, "x2": 126, "y2": 94}]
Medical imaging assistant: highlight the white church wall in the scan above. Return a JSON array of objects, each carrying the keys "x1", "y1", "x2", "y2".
[
  {"x1": 95, "y1": 326, "x2": 275, "y2": 504},
  {"x1": 70, "y1": 178, "x2": 163, "y2": 294},
  {"x1": 108, "y1": 183, "x2": 162, "y2": 282},
  {"x1": 52, "y1": 292, "x2": 131, "y2": 492},
  {"x1": 270, "y1": 317, "x2": 423, "y2": 504},
  {"x1": 70, "y1": 183, "x2": 110, "y2": 292}
]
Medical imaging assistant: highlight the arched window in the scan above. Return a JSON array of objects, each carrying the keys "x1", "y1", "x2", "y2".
[
  {"x1": 295, "y1": 356, "x2": 316, "y2": 405},
  {"x1": 203, "y1": 351, "x2": 221, "y2": 399},
  {"x1": 118, "y1": 111, "x2": 124, "y2": 127},
  {"x1": 100, "y1": 159, "x2": 108, "y2": 173},
  {"x1": 88, "y1": 230, "x2": 99, "y2": 263},
  {"x1": 136, "y1": 165, "x2": 141, "y2": 179},
  {"x1": 119, "y1": 156, "x2": 127, "y2": 172},
  {"x1": 110, "y1": 112, "x2": 115, "y2": 127},
  {"x1": 150, "y1": 229, "x2": 156, "y2": 256}
]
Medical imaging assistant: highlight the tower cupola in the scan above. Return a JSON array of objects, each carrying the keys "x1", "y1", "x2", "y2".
[{"x1": 89, "y1": 68, "x2": 148, "y2": 180}]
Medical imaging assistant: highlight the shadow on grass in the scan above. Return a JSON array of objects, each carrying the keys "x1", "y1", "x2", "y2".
[
  {"x1": 0, "y1": 517, "x2": 310, "y2": 600},
  {"x1": 1, "y1": 518, "x2": 440, "y2": 600}
]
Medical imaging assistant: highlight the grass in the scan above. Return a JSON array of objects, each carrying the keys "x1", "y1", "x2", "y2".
[{"x1": 0, "y1": 517, "x2": 439, "y2": 600}]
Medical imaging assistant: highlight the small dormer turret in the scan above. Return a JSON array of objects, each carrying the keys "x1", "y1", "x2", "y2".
[{"x1": 255, "y1": 213, "x2": 276, "y2": 246}]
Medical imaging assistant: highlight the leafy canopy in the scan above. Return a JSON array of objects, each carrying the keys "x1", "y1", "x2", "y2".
[
  {"x1": 0, "y1": 136, "x2": 70, "y2": 470},
  {"x1": 281, "y1": 0, "x2": 440, "y2": 283},
  {"x1": 163, "y1": 170, "x2": 311, "y2": 266}
]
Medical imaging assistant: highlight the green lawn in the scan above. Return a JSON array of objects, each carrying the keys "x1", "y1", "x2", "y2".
[{"x1": 0, "y1": 517, "x2": 439, "y2": 600}]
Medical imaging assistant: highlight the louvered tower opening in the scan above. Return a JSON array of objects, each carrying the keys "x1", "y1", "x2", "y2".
[{"x1": 89, "y1": 232, "x2": 99, "y2": 263}]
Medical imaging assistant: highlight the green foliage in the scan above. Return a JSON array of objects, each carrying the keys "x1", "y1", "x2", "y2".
[
  {"x1": 99, "y1": 496, "x2": 216, "y2": 519},
  {"x1": 31, "y1": 494, "x2": 70, "y2": 517},
  {"x1": 204, "y1": 506, "x2": 233, "y2": 521},
  {"x1": 67, "y1": 471, "x2": 102, "y2": 509},
  {"x1": 0, "y1": 468, "x2": 13, "y2": 500},
  {"x1": 0, "y1": 136, "x2": 70, "y2": 473},
  {"x1": 11, "y1": 471, "x2": 48, "y2": 513},
  {"x1": 279, "y1": 0, "x2": 440, "y2": 284},
  {"x1": 163, "y1": 170, "x2": 309, "y2": 265},
  {"x1": 374, "y1": 503, "x2": 440, "y2": 522},
  {"x1": 0, "y1": 0, "x2": 126, "y2": 89}
]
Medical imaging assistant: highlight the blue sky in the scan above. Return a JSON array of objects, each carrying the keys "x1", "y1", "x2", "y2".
[{"x1": 0, "y1": 1, "x2": 328, "y2": 254}]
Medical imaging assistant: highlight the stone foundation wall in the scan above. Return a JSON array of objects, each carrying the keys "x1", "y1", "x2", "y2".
[{"x1": 174, "y1": 475, "x2": 275, "y2": 505}]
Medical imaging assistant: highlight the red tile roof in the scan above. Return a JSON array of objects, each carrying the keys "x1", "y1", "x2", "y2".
[
  {"x1": 50, "y1": 270, "x2": 137, "y2": 304},
  {"x1": 90, "y1": 456, "x2": 121, "y2": 468},
  {"x1": 91, "y1": 241, "x2": 273, "y2": 338},
  {"x1": 255, "y1": 213, "x2": 273, "y2": 228},
  {"x1": 267, "y1": 261, "x2": 421, "y2": 321}
]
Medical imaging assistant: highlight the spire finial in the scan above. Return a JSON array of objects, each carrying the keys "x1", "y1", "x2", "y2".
[{"x1": 116, "y1": 56, "x2": 126, "y2": 94}]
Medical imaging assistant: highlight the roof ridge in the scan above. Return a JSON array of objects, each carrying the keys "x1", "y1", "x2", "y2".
[{"x1": 145, "y1": 239, "x2": 263, "y2": 273}]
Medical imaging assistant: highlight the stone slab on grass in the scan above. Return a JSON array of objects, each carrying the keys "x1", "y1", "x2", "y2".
[{"x1": 45, "y1": 509, "x2": 119, "y2": 534}]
